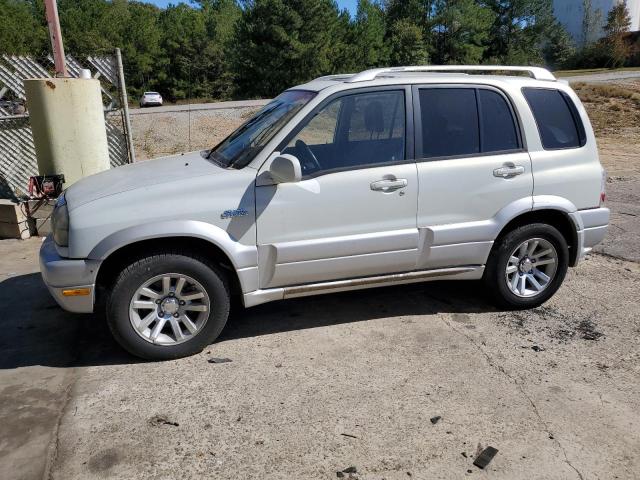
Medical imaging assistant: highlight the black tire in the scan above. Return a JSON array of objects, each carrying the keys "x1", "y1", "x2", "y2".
[
  {"x1": 106, "y1": 251, "x2": 230, "y2": 360},
  {"x1": 483, "y1": 223, "x2": 569, "y2": 309}
]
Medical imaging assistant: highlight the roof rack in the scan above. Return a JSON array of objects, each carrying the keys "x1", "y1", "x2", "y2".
[{"x1": 347, "y1": 65, "x2": 556, "y2": 83}]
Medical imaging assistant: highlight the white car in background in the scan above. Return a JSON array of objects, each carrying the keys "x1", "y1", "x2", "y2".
[{"x1": 139, "y1": 91, "x2": 163, "y2": 108}]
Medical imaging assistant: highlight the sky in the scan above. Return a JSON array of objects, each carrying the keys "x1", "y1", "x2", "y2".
[{"x1": 143, "y1": 0, "x2": 359, "y2": 16}]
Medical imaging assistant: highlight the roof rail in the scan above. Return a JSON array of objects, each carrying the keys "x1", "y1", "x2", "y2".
[{"x1": 347, "y1": 65, "x2": 556, "y2": 83}]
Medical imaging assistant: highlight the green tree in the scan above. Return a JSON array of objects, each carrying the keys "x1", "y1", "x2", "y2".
[
  {"x1": 350, "y1": 0, "x2": 389, "y2": 69},
  {"x1": 384, "y1": 0, "x2": 430, "y2": 26},
  {"x1": 231, "y1": 0, "x2": 349, "y2": 97},
  {"x1": 388, "y1": 18, "x2": 429, "y2": 66},
  {"x1": 580, "y1": 0, "x2": 603, "y2": 47},
  {"x1": 0, "y1": 0, "x2": 48, "y2": 55},
  {"x1": 542, "y1": 22, "x2": 575, "y2": 69},
  {"x1": 603, "y1": 2, "x2": 632, "y2": 67},
  {"x1": 431, "y1": 0, "x2": 494, "y2": 64},
  {"x1": 156, "y1": 4, "x2": 210, "y2": 100},
  {"x1": 484, "y1": 0, "x2": 556, "y2": 64}
]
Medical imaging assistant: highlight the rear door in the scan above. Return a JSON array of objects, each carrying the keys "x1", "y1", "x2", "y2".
[
  {"x1": 413, "y1": 85, "x2": 533, "y2": 269},
  {"x1": 256, "y1": 87, "x2": 419, "y2": 288}
]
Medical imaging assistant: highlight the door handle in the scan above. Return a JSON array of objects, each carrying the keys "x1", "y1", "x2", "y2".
[
  {"x1": 370, "y1": 178, "x2": 408, "y2": 192},
  {"x1": 493, "y1": 164, "x2": 525, "y2": 178}
]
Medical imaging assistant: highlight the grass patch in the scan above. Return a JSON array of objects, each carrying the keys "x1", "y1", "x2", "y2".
[
  {"x1": 574, "y1": 82, "x2": 640, "y2": 105},
  {"x1": 573, "y1": 81, "x2": 640, "y2": 137}
]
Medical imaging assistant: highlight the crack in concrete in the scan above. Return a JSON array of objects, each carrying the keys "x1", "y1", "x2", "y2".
[
  {"x1": 43, "y1": 367, "x2": 77, "y2": 480},
  {"x1": 440, "y1": 314, "x2": 586, "y2": 480},
  {"x1": 593, "y1": 251, "x2": 639, "y2": 264}
]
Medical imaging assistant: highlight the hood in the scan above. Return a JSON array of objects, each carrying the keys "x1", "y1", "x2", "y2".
[{"x1": 65, "y1": 151, "x2": 240, "y2": 210}]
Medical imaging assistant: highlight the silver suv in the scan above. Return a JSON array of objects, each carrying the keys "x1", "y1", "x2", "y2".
[{"x1": 40, "y1": 66, "x2": 610, "y2": 360}]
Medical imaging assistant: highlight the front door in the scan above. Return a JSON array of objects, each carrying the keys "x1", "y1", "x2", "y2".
[
  {"x1": 413, "y1": 86, "x2": 534, "y2": 269},
  {"x1": 256, "y1": 88, "x2": 419, "y2": 289}
]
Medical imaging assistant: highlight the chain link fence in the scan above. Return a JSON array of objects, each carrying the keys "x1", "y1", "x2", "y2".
[{"x1": 0, "y1": 53, "x2": 132, "y2": 201}]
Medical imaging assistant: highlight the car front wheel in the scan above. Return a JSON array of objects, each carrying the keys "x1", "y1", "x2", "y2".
[
  {"x1": 106, "y1": 252, "x2": 230, "y2": 360},
  {"x1": 484, "y1": 223, "x2": 569, "y2": 309}
]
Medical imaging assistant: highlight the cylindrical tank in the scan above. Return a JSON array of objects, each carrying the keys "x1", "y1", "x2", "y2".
[{"x1": 24, "y1": 77, "x2": 110, "y2": 187}]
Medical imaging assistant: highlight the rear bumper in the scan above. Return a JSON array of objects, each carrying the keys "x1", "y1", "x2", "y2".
[
  {"x1": 39, "y1": 236, "x2": 100, "y2": 313},
  {"x1": 571, "y1": 207, "x2": 610, "y2": 264}
]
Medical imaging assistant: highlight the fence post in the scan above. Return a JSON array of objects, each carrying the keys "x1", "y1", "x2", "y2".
[{"x1": 115, "y1": 48, "x2": 135, "y2": 163}]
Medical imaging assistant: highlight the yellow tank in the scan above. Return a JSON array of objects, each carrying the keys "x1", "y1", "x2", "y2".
[{"x1": 24, "y1": 77, "x2": 110, "y2": 187}]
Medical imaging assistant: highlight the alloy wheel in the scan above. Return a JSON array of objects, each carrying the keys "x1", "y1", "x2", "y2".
[
  {"x1": 129, "y1": 273, "x2": 210, "y2": 345},
  {"x1": 505, "y1": 238, "x2": 558, "y2": 298}
]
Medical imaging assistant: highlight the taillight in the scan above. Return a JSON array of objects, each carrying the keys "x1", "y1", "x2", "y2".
[{"x1": 600, "y1": 169, "x2": 607, "y2": 207}]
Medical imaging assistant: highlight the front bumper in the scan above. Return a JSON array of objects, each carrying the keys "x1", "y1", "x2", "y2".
[{"x1": 39, "y1": 236, "x2": 101, "y2": 313}]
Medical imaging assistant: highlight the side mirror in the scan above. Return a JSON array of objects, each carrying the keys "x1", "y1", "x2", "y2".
[{"x1": 269, "y1": 154, "x2": 302, "y2": 184}]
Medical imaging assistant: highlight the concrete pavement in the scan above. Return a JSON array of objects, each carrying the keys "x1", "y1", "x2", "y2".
[{"x1": 563, "y1": 70, "x2": 640, "y2": 84}]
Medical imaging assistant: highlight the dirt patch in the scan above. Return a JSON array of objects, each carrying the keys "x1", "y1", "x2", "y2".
[
  {"x1": 574, "y1": 81, "x2": 640, "y2": 142},
  {"x1": 497, "y1": 305, "x2": 605, "y2": 344}
]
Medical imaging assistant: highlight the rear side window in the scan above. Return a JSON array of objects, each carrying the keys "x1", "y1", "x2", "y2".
[
  {"x1": 418, "y1": 87, "x2": 520, "y2": 159},
  {"x1": 478, "y1": 89, "x2": 519, "y2": 152},
  {"x1": 522, "y1": 88, "x2": 586, "y2": 150}
]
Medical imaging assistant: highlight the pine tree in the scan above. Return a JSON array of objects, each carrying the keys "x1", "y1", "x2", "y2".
[
  {"x1": 350, "y1": 0, "x2": 389, "y2": 70},
  {"x1": 581, "y1": 0, "x2": 603, "y2": 47},
  {"x1": 388, "y1": 19, "x2": 429, "y2": 66},
  {"x1": 542, "y1": 22, "x2": 575, "y2": 69},
  {"x1": 603, "y1": 2, "x2": 632, "y2": 68},
  {"x1": 231, "y1": 0, "x2": 349, "y2": 97},
  {"x1": 431, "y1": 0, "x2": 494, "y2": 65},
  {"x1": 484, "y1": 0, "x2": 556, "y2": 64}
]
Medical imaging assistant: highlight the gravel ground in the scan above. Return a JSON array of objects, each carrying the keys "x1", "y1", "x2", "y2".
[
  {"x1": 1, "y1": 83, "x2": 639, "y2": 480},
  {"x1": 131, "y1": 106, "x2": 261, "y2": 160}
]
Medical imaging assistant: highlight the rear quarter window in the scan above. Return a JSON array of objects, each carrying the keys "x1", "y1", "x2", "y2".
[{"x1": 522, "y1": 87, "x2": 586, "y2": 150}]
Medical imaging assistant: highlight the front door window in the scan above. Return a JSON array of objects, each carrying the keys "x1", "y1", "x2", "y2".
[{"x1": 281, "y1": 90, "x2": 406, "y2": 176}]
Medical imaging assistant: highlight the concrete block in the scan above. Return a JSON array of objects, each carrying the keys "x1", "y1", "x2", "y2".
[
  {"x1": 24, "y1": 200, "x2": 55, "y2": 219},
  {"x1": 0, "y1": 200, "x2": 31, "y2": 239},
  {"x1": 35, "y1": 217, "x2": 52, "y2": 236}
]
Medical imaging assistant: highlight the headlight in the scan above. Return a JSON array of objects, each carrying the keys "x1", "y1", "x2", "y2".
[{"x1": 51, "y1": 193, "x2": 69, "y2": 247}]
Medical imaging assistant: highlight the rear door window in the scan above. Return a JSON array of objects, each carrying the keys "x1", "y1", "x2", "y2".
[
  {"x1": 419, "y1": 88, "x2": 479, "y2": 158},
  {"x1": 417, "y1": 87, "x2": 521, "y2": 159},
  {"x1": 522, "y1": 88, "x2": 586, "y2": 150}
]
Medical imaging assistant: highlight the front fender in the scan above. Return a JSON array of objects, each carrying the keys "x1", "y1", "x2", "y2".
[{"x1": 88, "y1": 220, "x2": 258, "y2": 271}]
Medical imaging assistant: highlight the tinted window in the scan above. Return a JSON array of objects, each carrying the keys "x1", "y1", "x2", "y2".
[
  {"x1": 479, "y1": 89, "x2": 519, "y2": 152},
  {"x1": 419, "y1": 88, "x2": 479, "y2": 158},
  {"x1": 523, "y1": 88, "x2": 585, "y2": 150},
  {"x1": 282, "y1": 90, "x2": 405, "y2": 176},
  {"x1": 347, "y1": 92, "x2": 405, "y2": 142},
  {"x1": 210, "y1": 90, "x2": 316, "y2": 168}
]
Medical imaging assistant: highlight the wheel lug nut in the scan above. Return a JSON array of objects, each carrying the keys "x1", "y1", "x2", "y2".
[
  {"x1": 173, "y1": 313, "x2": 179, "y2": 318},
  {"x1": 179, "y1": 300, "x2": 185, "y2": 306},
  {"x1": 155, "y1": 299, "x2": 161, "y2": 304},
  {"x1": 168, "y1": 292, "x2": 174, "y2": 297}
]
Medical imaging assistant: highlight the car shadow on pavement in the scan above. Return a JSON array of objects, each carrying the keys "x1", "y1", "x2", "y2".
[
  {"x1": 0, "y1": 273, "x2": 138, "y2": 370},
  {"x1": 0, "y1": 272, "x2": 498, "y2": 369},
  {"x1": 220, "y1": 279, "x2": 498, "y2": 342}
]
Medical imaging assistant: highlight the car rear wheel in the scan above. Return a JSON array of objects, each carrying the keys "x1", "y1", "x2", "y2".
[
  {"x1": 106, "y1": 252, "x2": 230, "y2": 360},
  {"x1": 484, "y1": 223, "x2": 569, "y2": 309}
]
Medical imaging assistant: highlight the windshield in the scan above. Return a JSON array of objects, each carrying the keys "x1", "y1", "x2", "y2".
[{"x1": 209, "y1": 90, "x2": 316, "y2": 168}]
